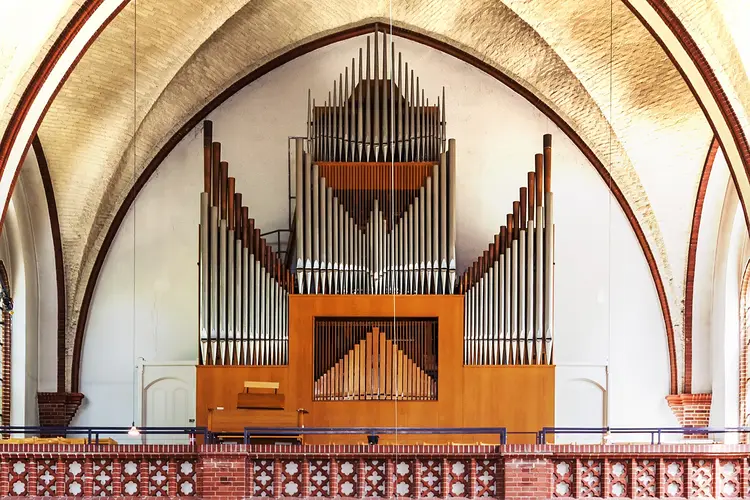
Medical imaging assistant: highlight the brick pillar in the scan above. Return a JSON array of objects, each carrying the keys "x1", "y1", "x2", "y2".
[
  {"x1": 55, "y1": 458, "x2": 65, "y2": 497},
  {"x1": 469, "y1": 458, "x2": 477, "y2": 499},
  {"x1": 0, "y1": 459, "x2": 8, "y2": 496},
  {"x1": 357, "y1": 458, "x2": 366, "y2": 498},
  {"x1": 246, "y1": 457, "x2": 254, "y2": 498},
  {"x1": 199, "y1": 452, "x2": 247, "y2": 498},
  {"x1": 27, "y1": 458, "x2": 38, "y2": 497},
  {"x1": 441, "y1": 458, "x2": 450, "y2": 499},
  {"x1": 273, "y1": 459, "x2": 282, "y2": 498},
  {"x1": 503, "y1": 456, "x2": 553, "y2": 500},
  {"x1": 111, "y1": 459, "x2": 122, "y2": 497},
  {"x1": 301, "y1": 458, "x2": 311, "y2": 497},
  {"x1": 329, "y1": 459, "x2": 339, "y2": 497},
  {"x1": 414, "y1": 459, "x2": 422, "y2": 499},
  {"x1": 385, "y1": 459, "x2": 395, "y2": 498},
  {"x1": 168, "y1": 459, "x2": 177, "y2": 496},
  {"x1": 602, "y1": 459, "x2": 611, "y2": 498},
  {"x1": 139, "y1": 459, "x2": 149, "y2": 496},
  {"x1": 82, "y1": 458, "x2": 93, "y2": 497},
  {"x1": 657, "y1": 458, "x2": 666, "y2": 498},
  {"x1": 666, "y1": 393, "x2": 712, "y2": 439}
]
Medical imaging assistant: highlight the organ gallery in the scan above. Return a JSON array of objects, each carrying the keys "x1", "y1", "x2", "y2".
[{"x1": 196, "y1": 30, "x2": 555, "y2": 443}]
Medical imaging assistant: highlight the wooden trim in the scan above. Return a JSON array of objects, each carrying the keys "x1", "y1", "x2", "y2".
[
  {"x1": 683, "y1": 137, "x2": 719, "y2": 394},
  {"x1": 0, "y1": 0, "x2": 129, "y2": 229},
  {"x1": 71, "y1": 22, "x2": 677, "y2": 394},
  {"x1": 32, "y1": 136, "x2": 67, "y2": 393}
]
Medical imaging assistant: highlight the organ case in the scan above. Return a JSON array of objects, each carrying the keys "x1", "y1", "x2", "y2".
[{"x1": 196, "y1": 29, "x2": 555, "y2": 442}]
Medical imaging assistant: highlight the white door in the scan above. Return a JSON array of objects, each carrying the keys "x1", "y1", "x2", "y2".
[{"x1": 141, "y1": 363, "x2": 196, "y2": 444}]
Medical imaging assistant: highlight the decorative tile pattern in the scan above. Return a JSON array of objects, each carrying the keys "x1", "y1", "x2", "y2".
[
  {"x1": 65, "y1": 460, "x2": 84, "y2": 496},
  {"x1": 664, "y1": 460, "x2": 685, "y2": 498},
  {"x1": 148, "y1": 459, "x2": 168, "y2": 496},
  {"x1": 364, "y1": 460, "x2": 386, "y2": 497},
  {"x1": 393, "y1": 460, "x2": 413, "y2": 497},
  {"x1": 608, "y1": 460, "x2": 628, "y2": 498},
  {"x1": 36, "y1": 459, "x2": 57, "y2": 497},
  {"x1": 176, "y1": 460, "x2": 197, "y2": 496},
  {"x1": 281, "y1": 460, "x2": 303, "y2": 497},
  {"x1": 253, "y1": 459, "x2": 274, "y2": 497},
  {"x1": 718, "y1": 459, "x2": 741, "y2": 498},
  {"x1": 634, "y1": 459, "x2": 657, "y2": 498},
  {"x1": 420, "y1": 460, "x2": 441, "y2": 497},
  {"x1": 448, "y1": 460, "x2": 469, "y2": 497},
  {"x1": 309, "y1": 459, "x2": 330, "y2": 497},
  {"x1": 9, "y1": 459, "x2": 29, "y2": 496},
  {"x1": 553, "y1": 460, "x2": 574, "y2": 498},
  {"x1": 337, "y1": 460, "x2": 358, "y2": 497},
  {"x1": 121, "y1": 460, "x2": 141, "y2": 497},
  {"x1": 92, "y1": 459, "x2": 113, "y2": 497},
  {"x1": 475, "y1": 460, "x2": 496, "y2": 498},
  {"x1": 690, "y1": 459, "x2": 713, "y2": 498},
  {"x1": 579, "y1": 459, "x2": 602, "y2": 497}
]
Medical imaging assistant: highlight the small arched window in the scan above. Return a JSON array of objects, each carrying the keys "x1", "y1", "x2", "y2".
[{"x1": 740, "y1": 263, "x2": 750, "y2": 441}]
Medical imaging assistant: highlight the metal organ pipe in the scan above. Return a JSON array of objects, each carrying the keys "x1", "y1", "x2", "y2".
[{"x1": 461, "y1": 134, "x2": 555, "y2": 365}]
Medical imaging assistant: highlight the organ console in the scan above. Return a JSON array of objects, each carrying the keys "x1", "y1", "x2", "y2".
[{"x1": 196, "y1": 28, "x2": 556, "y2": 442}]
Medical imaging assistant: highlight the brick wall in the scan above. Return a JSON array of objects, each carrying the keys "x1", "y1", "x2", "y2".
[
  {"x1": 36, "y1": 392, "x2": 84, "y2": 434},
  {"x1": 2, "y1": 443, "x2": 749, "y2": 498},
  {"x1": 666, "y1": 393, "x2": 712, "y2": 439}
]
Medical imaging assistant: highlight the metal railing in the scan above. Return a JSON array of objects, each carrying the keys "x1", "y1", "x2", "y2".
[
  {"x1": 537, "y1": 426, "x2": 750, "y2": 444},
  {"x1": 0, "y1": 426, "x2": 208, "y2": 445},
  {"x1": 242, "y1": 427, "x2": 508, "y2": 445}
]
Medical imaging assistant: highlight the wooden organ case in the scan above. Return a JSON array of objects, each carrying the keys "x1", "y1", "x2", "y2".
[{"x1": 196, "y1": 29, "x2": 555, "y2": 444}]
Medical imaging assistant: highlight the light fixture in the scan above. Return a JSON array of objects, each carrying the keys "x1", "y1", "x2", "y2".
[
  {"x1": 216, "y1": 406, "x2": 224, "y2": 411},
  {"x1": 128, "y1": 421, "x2": 140, "y2": 437}
]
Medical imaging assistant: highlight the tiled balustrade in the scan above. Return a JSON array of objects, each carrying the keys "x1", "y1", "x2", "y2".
[{"x1": 1, "y1": 443, "x2": 750, "y2": 498}]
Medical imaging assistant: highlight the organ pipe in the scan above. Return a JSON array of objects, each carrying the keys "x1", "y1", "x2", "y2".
[
  {"x1": 197, "y1": 121, "x2": 292, "y2": 366},
  {"x1": 462, "y1": 134, "x2": 555, "y2": 365}
]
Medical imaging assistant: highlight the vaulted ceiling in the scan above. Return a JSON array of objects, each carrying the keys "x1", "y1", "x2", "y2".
[{"x1": 2, "y1": 0, "x2": 750, "y2": 393}]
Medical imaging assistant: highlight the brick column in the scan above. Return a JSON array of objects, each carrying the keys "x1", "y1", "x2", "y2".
[
  {"x1": 273, "y1": 459, "x2": 283, "y2": 498},
  {"x1": 666, "y1": 394, "x2": 712, "y2": 439},
  {"x1": 301, "y1": 458, "x2": 311, "y2": 497},
  {"x1": 82, "y1": 458, "x2": 93, "y2": 497},
  {"x1": 0, "y1": 459, "x2": 8, "y2": 496},
  {"x1": 413, "y1": 459, "x2": 422, "y2": 499},
  {"x1": 246, "y1": 457, "x2": 254, "y2": 498},
  {"x1": 27, "y1": 458, "x2": 38, "y2": 497},
  {"x1": 329, "y1": 459, "x2": 339, "y2": 497},
  {"x1": 168, "y1": 458, "x2": 177, "y2": 496},
  {"x1": 199, "y1": 451, "x2": 247, "y2": 498},
  {"x1": 469, "y1": 458, "x2": 477, "y2": 499},
  {"x1": 111, "y1": 459, "x2": 122, "y2": 497},
  {"x1": 385, "y1": 459, "x2": 395, "y2": 498},
  {"x1": 55, "y1": 458, "x2": 65, "y2": 497},
  {"x1": 502, "y1": 456, "x2": 553, "y2": 500},
  {"x1": 441, "y1": 458, "x2": 450, "y2": 499},
  {"x1": 357, "y1": 458, "x2": 366, "y2": 498},
  {"x1": 139, "y1": 459, "x2": 149, "y2": 495},
  {"x1": 602, "y1": 458, "x2": 611, "y2": 498}
]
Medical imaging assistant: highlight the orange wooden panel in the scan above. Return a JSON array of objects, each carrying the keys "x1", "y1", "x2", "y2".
[{"x1": 197, "y1": 295, "x2": 554, "y2": 445}]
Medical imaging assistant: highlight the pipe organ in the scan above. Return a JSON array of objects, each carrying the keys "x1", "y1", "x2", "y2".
[
  {"x1": 296, "y1": 30, "x2": 457, "y2": 296},
  {"x1": 460, "y1": 136, "x2": 555, "y2": 366},
  {"x1": 198, "y1": 122, "x2": 292, "y2": 366},
  {"x1": 197, "y1": 28, "x2": 554, "y2": 371}
]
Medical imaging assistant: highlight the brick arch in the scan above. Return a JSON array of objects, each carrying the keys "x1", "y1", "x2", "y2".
[
  {"x1": 69, "y1": 23, "x2": 678, "y2": 394},
  {"x1": 739, "y1": 260, "x2": 750, "y2": 439},
  {"x1": 0, "y1": 260, "x2": 12, "y2": 427}
]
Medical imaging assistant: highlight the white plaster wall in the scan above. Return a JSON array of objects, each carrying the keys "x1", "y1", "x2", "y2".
[
  {"x1": 76, "y1": 35, "x2": 676, "y2": 435},
  {"x1": 692, "y1": 150, "x2": 731, "y2": 394}
]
